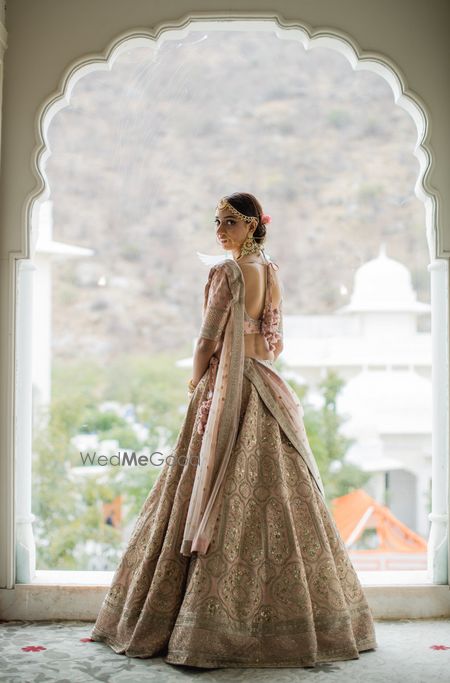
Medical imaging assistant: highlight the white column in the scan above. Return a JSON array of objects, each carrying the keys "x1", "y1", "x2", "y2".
[
  {"x1": 427, "y1": 257, "x2": 449, "y2": 584},
  {"x1": 15, "y1": 260, "x2": 37, "y2": 583},
  {"x1": 0, "y1": 0, "x2": 10, "y2": 592}
]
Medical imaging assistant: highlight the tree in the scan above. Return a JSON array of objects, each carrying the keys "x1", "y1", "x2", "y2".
[
  {"x1": 32, "y1": 352, "x2": 191, "y2": 570},
  {"x1": 280, "y1": 364, "x2": 371, "y2": 503}
]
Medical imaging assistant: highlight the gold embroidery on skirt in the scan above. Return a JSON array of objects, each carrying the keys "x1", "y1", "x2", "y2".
[{"x1": 91, "y1": 359, "x2": 377, "y2": 667}]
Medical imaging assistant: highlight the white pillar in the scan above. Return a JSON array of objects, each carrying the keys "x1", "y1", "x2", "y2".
[
  {"x1": 0, "y1": 5, "x2": 10, "y2": 590},
  {"x1": 427, "y1": 257, "x2": 449, "y2": 583},
  {"x1": 15, "y1": 260, "x2": 37, "y2": 583}
]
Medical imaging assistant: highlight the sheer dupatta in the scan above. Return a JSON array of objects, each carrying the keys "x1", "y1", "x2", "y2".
[
  {"x1": 180, "y1": 257, "x2": 326, "y2": 557},
  {"x1": 252, "y1": 359, "x2": 326, "y2": 499},
  {"x1": 181, "y1": 259, "x2": 245, "y2": 556}
]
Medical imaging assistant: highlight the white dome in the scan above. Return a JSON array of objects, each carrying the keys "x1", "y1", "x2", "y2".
[
  {"x1": 337, "y1": 243, "x2": 430, "y2": 313},
  {"x1": 337, "y1": 368, "x2": 431, "y2": 435}
]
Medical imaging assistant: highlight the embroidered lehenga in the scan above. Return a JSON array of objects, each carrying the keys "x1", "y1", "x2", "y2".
[{"x1": 90, "y1": 255, "x2": 378, "y2": 668}]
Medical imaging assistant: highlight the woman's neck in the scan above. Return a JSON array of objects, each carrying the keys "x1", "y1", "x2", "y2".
[{"x1": 234, "y1": 250, "x2": 266, "y2": 265}]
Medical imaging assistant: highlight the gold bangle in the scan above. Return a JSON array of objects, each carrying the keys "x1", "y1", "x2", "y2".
[{"x1": 188, "y1": 378, "x2": 197, "y2": 392}]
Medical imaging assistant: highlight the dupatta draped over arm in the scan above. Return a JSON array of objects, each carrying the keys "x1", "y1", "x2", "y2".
[
  {"x1": 180, "y1": 258, "x2": 325, "y2": 557},
  {"x1": 181, "y1": 260, "x2": 245, "y2": 556}
]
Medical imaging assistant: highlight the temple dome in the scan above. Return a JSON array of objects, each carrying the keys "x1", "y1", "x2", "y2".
[{"x1": 337, "y1": 243, "x2": 430, "y2": 314}]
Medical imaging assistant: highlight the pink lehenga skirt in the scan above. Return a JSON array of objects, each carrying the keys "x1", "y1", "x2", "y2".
[{"x1": 90, "y1": 356, "x2": 378, "y2": 668}]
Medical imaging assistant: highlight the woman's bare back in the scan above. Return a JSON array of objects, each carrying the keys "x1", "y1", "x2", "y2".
[
  {"x1": 210, "y1": 254, "x2": 283, "y2": 361},
  {"x1": 239, "y1": 254, "x2": 283, "y2": 361}
]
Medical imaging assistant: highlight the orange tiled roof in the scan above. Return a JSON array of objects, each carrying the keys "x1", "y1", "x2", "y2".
[{"x1": 331, "y1": 488, "x2": 427, "y2": 553}]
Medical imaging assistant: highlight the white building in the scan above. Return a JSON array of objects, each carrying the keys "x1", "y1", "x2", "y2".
[
  {"x1": 32, "y1": 199, "x2": 94, "y2": 409},
  {"x1": 284, "y1": 244, "x2": 432, "y2": 537}
]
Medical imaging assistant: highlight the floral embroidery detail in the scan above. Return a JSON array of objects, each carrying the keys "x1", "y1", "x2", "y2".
[
  {"x1": 261, "y1": 304, "x2": 282, "y2": 352},
  {"x1": 21, "y1": 645, "x2": 47, "y2": 652},
  {"x1": 198, "y1": 395, "x2": 213, "y2": 435}
]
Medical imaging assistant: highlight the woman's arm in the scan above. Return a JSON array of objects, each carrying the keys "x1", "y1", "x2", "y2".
[
  {"x1": 192, "y1": 338, "x2": 218, "y2": 385},
  {"x1": 191, "y1": 265, "x2": 232, "y2": 387}
]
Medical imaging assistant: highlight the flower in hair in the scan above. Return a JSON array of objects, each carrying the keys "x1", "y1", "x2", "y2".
[{"x1": 261, "y1": 214, "x2": 272, "y2": 224}]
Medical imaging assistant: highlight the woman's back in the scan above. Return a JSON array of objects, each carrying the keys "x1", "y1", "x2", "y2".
[{"x1": 238, "y1": 254, "x2": 283, "y2": 361}]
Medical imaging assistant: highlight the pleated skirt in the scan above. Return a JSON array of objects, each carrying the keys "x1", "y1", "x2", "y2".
[{"x1": 90, "y1": 357, "x2": 378, "y2": 668}]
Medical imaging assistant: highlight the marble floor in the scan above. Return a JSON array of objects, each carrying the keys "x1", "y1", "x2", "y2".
[{"x1": 0, "y1": 619, "x2": 449, "y2": 682}]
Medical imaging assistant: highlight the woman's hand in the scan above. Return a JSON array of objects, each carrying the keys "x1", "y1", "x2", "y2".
[
  {"x1": 192, "y1": 338, "x2": 218, "y2": 385},
  {"x1": 187, "y1": 377, "x2": 197, "y2": 399}
]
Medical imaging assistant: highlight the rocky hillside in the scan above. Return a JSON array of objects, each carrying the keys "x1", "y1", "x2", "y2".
[{"x1": 46, "y1": 28, "x2": 429, "y2": 358}]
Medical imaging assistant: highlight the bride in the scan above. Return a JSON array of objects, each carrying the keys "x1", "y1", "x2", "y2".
[{"x1": 90, "y1": 192, "x2": 378, "y2": 668}]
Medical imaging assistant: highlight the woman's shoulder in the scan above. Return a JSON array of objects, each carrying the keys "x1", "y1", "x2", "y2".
[
  {"x1": 204, "y1": 259, "x2": 237, "y2": 291},
  {"x1": 208, "y1": 258, "x2": 241, "y2": 280}
]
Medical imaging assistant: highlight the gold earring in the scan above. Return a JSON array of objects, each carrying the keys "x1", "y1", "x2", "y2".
[{"x1": 240, "y1": 231, "x2": 261, "y2": 257}]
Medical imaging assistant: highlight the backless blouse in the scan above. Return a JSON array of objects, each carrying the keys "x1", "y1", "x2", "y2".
[{"x1": 242, "y1": 259, "x2": 283, "y2": 353}]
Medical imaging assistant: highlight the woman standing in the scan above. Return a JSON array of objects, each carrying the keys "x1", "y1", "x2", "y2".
[{"x1": 90, "y1": 192, "x2": 378, "y2": 668}]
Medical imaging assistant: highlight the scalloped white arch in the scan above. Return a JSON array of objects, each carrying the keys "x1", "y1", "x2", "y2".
[
  {"x1": 7, "y1": 12, "x2": 448, "y2": 593},
  {"x1": 26, "y1": 12, "x2": 441, "y2": 261}
]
